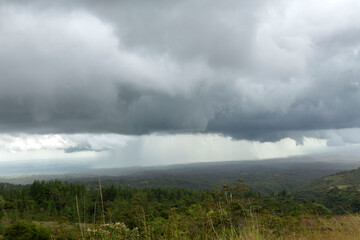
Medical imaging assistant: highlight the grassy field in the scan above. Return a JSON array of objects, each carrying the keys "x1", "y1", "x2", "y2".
[
  {"x1": 154, "y1": 214, "x2": 360, "y2": 240},
  {"x1": 232, "y1": 215, "x2": 360, "y2": 240},
  {"x1": 0, "y1": 214, "x2": 359, "y2": 239},
  {"x1": 38, "y1": 215, "x2": 360, "y2": 240}
]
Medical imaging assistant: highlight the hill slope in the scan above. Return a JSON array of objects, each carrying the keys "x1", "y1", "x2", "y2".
[
  {"x1": 1, "y1": 155, "x2": 359, "y2": 194},
  {"x1": 295, "y1": 168, "x2": 360, "y2": 214}
]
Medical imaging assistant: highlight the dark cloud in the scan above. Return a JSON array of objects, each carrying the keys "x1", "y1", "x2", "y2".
[
  {"x1": 0, "y1": 0, "x2": 360, "y2": 142},
  {"x1": 64, "y1": 144, "x2": 96, "y2": 153}
]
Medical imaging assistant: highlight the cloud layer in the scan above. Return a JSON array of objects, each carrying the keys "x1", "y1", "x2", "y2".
[{"x1": 1, "y1": 0, "x2": 360, "y2": 143}]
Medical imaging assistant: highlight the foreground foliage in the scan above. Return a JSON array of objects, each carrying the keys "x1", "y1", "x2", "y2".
[
  {"x1": 0, "y1": 178, "x2": 358, "y2": 239},
  {"x1": 87, "y1": 222, "x2": 139, "y2": 240},
  {"x1": 3, "y1": 220, "x2": 51, "y2": 240}
]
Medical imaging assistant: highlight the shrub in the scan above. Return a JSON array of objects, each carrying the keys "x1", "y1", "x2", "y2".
[
  {"x1": 4, "y1": 220, "x2": 51, "y2": 240},
  {"x1": 87, "y1": 222, "x2": 140, "y2": 240}
]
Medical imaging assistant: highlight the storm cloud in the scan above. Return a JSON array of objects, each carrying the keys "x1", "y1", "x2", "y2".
[{"x1": 1, "y1": 0, "x2": 360, "y2": 143}]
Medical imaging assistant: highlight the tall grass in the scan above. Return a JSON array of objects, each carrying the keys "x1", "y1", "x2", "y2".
[
  {"x1": 72, "y1": 178, "x2": 360, "y2": 239},
  {"x1": 222, "y1": 215, "x2": 360, "y2": 240},
  {"x1": 174, "y1": 214, "x2": 360, "y2": 240}
]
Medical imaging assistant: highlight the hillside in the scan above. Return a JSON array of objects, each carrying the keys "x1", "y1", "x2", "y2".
[
  {"x1": 1, "y1": 155, "x2": 359, "y2": 194},
  {"x1": 295, "y1": 168, "x2": 360, "y2": 214},
  {"x1": 1, "y1": 176, "x2": 360, "y2": 239}
]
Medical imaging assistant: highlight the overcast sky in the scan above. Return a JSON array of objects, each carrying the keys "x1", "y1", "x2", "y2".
[{"x1": 1, "y1": 0, "x2": 360, "y2": 168}]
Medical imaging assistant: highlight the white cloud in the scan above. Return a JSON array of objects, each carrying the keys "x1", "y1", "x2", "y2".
[{"x1": 0, "y1": 134, "x2": 134, "y2": 154}]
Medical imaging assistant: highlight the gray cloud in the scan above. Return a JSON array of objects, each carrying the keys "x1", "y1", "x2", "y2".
[{"x1": 1, "y1": 0, "x2": 360, "y2": 143}]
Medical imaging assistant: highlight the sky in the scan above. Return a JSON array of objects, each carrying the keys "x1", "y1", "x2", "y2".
[{"x1": 1, "y1": 0, "x2": 360, "y2": 169}]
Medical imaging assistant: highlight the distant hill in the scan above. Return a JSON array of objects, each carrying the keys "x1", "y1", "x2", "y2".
[
  {"x1": 1, "y1": 155, "x2": 360, "y2": 194},
  {"x1": 295, "y1": 168, "x2": 360, "y2": 214}
]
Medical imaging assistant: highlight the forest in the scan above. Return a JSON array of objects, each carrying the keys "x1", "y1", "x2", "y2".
[{"x1": 0, "y1": 170, "x2": 360, "y2": 240}]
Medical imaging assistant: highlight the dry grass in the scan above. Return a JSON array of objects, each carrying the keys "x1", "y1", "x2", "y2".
[
  {"x1": 226, "y1": 215, "x2": 360, "y2": 240},
  {"x1": 291, "y1": 215, "x2": 360, "y2": 240},
  {"x1": 5, "y1": 215, "x2": 360, "y2": 239}
]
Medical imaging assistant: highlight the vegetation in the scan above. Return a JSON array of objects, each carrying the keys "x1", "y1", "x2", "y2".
[
  {"x1": 2, "y1": 157, "x2": 357, "y2": 194},
  {"x1": 296, "y1": 168, "x2": 360, "y2": 214},
  {"x1": 3, "y1": 220, "x2": 51, "y2": 240},
  {"x1": 0, "y1": 168, "x2": 359, "y2": 239}
]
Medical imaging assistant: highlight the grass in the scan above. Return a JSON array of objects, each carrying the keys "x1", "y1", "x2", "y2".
[
  {"x1": 292, "y1": 215, "x2": 360, "y2": 240},
  {"x1": 227, "y1": 215, "x2": 360, "y2": 240},
  {"x1": 0, "y1": 215, "x2": 359, "y2": 239}
]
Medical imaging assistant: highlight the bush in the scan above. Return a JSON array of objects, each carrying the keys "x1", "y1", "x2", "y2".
[
  {"x1": 4, "y1": 220, "x2": 51, "y2": 240},
  {"x1": 311, "y1": 204, "x2": 332, "y2": 216},
  {"x1": 87, "y1": 222, "x2": 140, "y2": 240}
]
